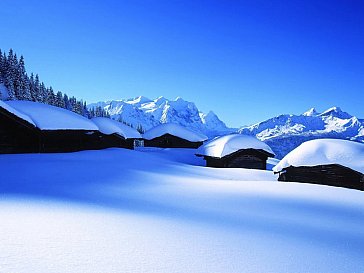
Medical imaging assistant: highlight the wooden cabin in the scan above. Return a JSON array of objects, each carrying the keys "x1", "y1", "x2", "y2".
[
  {"x1": 1, "y1": 100, "x2": 101, "y2": 153},
  {"x1": 273, "y1": 139, "x2": 364, "y2": 191},
  {"x1": 91, "y1": 117, "x2": 142, "y2": 150},
  {"x1": 203, "y1": 148, "x2": 273, "y2": 169},
  {"x1": 196, "y1": 134, "x2": 275, "y2": 170},
  {"x1": 143, "y1": 123, "x2": 207, "y2": 149},
  {"x1": 276, "y1": 164, "x2": 364, "y2": 191}
]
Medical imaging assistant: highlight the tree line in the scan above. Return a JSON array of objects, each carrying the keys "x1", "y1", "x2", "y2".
[{"x1": 0, "y1": 48, "x2": 108, "y2": 118}]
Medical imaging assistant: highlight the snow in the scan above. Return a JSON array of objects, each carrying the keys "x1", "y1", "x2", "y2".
[
  {"x1": 0, "y1": 100, "x2": 36, "y2": 126},
  {"x1": 6, "y1": 100, "x2": 98, "y2": 131},
  {"x1": 92, "y1": 117, "x2": 141, "y2": 139},
  {"x1": 1, "y1": 148, "x2": 364, "y2": 272},
  {"x1": 273, "y1": 139, "x2": 364, "y2": 174},
  {"x1": 197, "y1": 134, "x2": 274, "y2": 158},
  {"x1": 143, "y1": 123, "x2": 208, "y2": 142}
]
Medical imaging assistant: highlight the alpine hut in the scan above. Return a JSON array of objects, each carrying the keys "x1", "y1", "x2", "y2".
[
  {"x1": 1, "y1": 100, "x2": 100, "y2": 153},
  {"x1": 91, "y1": 117, "x2": 142, "y2": 149},
  {"x1": 273, "y1": 139, "x2": 364, "y2": 190},
  {"x1": 196, "y1": 134, "x2": 275, "y2": 169},
  {"x1": 143, "y1": 123, "x2": 207, "y2": 148}
]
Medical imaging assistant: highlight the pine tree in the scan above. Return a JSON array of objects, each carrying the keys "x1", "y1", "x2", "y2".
[
  {"x1": 39, "y1": 82, "x2": 46, "y2": 103},
  {"x1": 34, "y1": 74, "x2": 41, "y2": 102},
  {"x1": 55, "y1": 91, "x2": 65, "y2": 108},
  {"x1": 0, "y1": 49, "x2": 3, "y2": 83},
  {"x1": 136, "y1": 124, "x2": 145, "y2": 134},
  {"x1": 29, "y1": 73, "x2": 37, "y2": 101},
  {"x1": 46, "y1": 86, "x2": 56, "y2": 105},
  {"x1": 20, "y1": 74, "x2": 32, "y2": 100},
  {"x1": 63, "y1": 94, "x2": 71, "y2": 110}
]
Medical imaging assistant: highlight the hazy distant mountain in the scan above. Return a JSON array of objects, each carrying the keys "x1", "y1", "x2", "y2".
[
  {"x1": 239, "y1": 107, "x2": 364, "y2": 158},
  {"x1": 88, "y1": 96, "x2": 235, "y2": 138}
]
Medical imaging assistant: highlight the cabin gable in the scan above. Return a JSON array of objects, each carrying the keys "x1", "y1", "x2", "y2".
[{"x1": 0, "y1": 107, "x2": 40, "y2": 153}]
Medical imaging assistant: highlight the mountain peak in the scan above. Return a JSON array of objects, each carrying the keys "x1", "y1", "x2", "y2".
[
  {"x1": 127, "y1": 96, "x2": 151, "y2": 104},
  {"x1": 319, "y1": 106, "x2": 352, "y2": 119},
  {"x1": 303, "y1": 107, "x2": 319, "y2": 117}
]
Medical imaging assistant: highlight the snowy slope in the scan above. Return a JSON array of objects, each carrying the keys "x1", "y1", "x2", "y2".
[
  {"x1": 88, "y1": 96, "x2": 234, "y2": 138},
  {"x1": 274, "y1": 139, "x2": 364, "y2": 173},
  {"x1": 1, "y1": 149, "x2": 364, "y2": 273},
  {"x1": 239, "y1": 107, "x2": 364, "y2": 158}
]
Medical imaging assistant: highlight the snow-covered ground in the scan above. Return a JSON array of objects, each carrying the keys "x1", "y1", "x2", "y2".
[{"x1": 1, "y1": 148, "x2": 364, "y2": 273}]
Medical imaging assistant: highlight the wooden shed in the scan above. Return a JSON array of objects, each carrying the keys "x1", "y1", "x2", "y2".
[
  {"x1": 196, "y1": 134, "x2": 275, "y2": 170},
  {"x1": 143, "y1": 123, "x2": 207, "y2": 149},
  {"x1": 273, "y1": 139, "x2": 364, "y2": 190},
  {"x1": 1, "y1": 100, "x2": 100, "y2": 153},
  {"x1": 91, "y1": 117, "x2": 142, "y2": 149}
]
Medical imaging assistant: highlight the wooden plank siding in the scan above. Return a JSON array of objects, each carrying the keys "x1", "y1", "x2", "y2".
[
  {"x1": 144, "y1": 134, "x2": 203, "y2": 148},
  {"x1": 203, "y1": 149, "x2": 272, "y2": 170},
  {"x1": 277, "y1": 164, "x2": 364, "y2": 191}
]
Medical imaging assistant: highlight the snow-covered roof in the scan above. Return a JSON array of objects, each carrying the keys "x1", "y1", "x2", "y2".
[
  {"x1": 143, "y1": 123, "x2": 208, "y2": 142},
  {"x1": 91, "y1": 117, "x2": 142, "y2": 139},
  {"x1": 0, "y1": 100, "x2": 36, "y2": 126},
  {"x1": 196, "y1": 134, "x2": 275, "y2": 158},
  {"x1": 6, "y1": 101, "x2": 98, "y2": 131},
  {"x1": 273, "y1": 139, "x2": 364, "y2": 174}
]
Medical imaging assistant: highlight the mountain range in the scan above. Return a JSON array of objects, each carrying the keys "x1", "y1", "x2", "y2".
[
  {"x1": 239, "y1": 107, "x2": 364, "y2": 158},
  {"x1": 88, "y1": 96, "x2": 234, "y2": 138},
  {"x1": 89, "y1": 98, "x2": 363, "y2": 159}
]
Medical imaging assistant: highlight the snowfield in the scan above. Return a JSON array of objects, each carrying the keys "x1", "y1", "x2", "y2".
[{"x1": 1, "y1": 148, "x2": 364, "y2": 273}]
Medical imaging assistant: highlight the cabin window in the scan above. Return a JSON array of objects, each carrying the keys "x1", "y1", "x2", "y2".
[{"x1": 134, "y1": 139, "x2": 144, "y2": 148}]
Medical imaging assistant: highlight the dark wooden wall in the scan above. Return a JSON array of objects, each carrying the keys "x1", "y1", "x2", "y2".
[
  {"x1": 144, "y1": 134, "x2": 203, "y2": 148},
  {"x1": 278, "y1": 164, "x2": 364, "y2": 191},
  {"x1": 97, "y1": 134, "x2": 138, "y2": 150},
  {"x1": 39, "y1": 130, "x2": 104, "y2": 153},
  {"x1": 204, "y1": 149, "x2": 270, "y2": 170}
]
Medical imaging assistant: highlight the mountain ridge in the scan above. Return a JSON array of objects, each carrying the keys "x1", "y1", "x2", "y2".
[
  {"x1": 88, "y1": 96, "x2": 235, "y2": 137},
  {"x1": 239, "y1": 107, "x2": 364, "y2": 158}
]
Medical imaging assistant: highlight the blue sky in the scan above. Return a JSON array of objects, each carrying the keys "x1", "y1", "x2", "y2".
[{"x1": 1, "y1": 0, "x2": 363, "y2": 127}]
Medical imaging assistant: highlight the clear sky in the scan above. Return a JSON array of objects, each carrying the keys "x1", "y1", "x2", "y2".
[{"x1": 1, "y1": 0, "x2": 363, "y2": 127}]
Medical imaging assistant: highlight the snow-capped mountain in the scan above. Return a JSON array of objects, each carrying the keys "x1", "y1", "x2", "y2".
[
  {"x1": 88, "y1": 96, "x2": 234, "y2": 137},
  {"x1": 239, "y1": 107, "x2": 364, "y2": 159}
]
